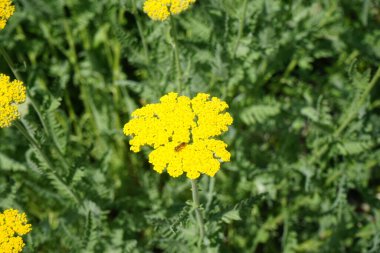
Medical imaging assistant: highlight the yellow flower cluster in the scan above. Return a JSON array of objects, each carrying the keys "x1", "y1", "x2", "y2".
[
  {"x1": 124, "y1": 92, "x2": 233, "y2": 179},
  {"x1": 0, "y1": 74, "x2": 26, "y2": 128},
  {"x1": 0, "y1": 209, "x2": 32, "y2": 253},
  {"x1": 143, "y1": 0, "x2": 196, "y2": 21},
  {"x1": 0, "y1": 0, "x2": 15, "y2": 30}
]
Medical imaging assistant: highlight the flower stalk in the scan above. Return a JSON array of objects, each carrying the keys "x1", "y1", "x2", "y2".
[
  {"x1": 232, "y1": 0, "x2": 248, "y2": 58},
  {"x1": 191, "y1": 179, "x2": 206, "y2": 247},
  {"x1": 132, "y1": 0, "x2": 150, "y2": 64},
  {"x1": 169, "y1": 16, "x2": 183, "y2": 93}
]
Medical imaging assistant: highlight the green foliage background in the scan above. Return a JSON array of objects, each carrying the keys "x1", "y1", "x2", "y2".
[{"x1": 1, "y1": 0, "x2": 380, "y2": 252}]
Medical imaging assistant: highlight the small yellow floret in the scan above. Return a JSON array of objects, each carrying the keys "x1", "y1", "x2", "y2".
[
  {"x1": 0, "y1": 74, "x2": 26, "y2": 128},
  {"x1": 0, "y1": 209, "x2": 32, "y2": 253},
  {"x1": 123, "y1": 92, "x2": 233, "y2": 179},
  {"x1": 143, "y1": 0, "x2": 196, "y2": 21},
  {"x1": 0, "y1": 0, "x2": 15, "y2": 29}
]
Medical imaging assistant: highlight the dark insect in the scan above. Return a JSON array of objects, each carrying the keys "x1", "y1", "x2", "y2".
[{"x1": 175, "y1": 142, "x2": 187, "y2": 152}]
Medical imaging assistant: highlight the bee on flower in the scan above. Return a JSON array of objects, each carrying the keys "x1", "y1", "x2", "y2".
[
  {"x1": 143, "y1": 0, "x2": 196, "y2": 21},
  {"x1": 123, "y1": 92, "x2": 233, "y2": 179},
  {"x1": 0, "y1": 209, "x2": 32, "y2": 253},
  {"x1": 0, "y1": 74, "x2": 26, "y2": 128},
  {"x1": 0, "y1": 0, "x2": 15, "y2": 30}
]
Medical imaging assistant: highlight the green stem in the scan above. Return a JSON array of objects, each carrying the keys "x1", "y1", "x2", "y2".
[
  {"x1": 232, "y1": 0, "x2": 248, "y2": 58},
  {"x1": 282, "y1": 58, "x2": 298, "y2": 80},
  {"x1": 132, "y1": 0, "x2": 150, "y2": 64},
  {"x1": 334, "y1": 66, "x2": 380, "y2": 137},
  {"x1": 205, "y1": 177, "x2": 215, "y2": 212},
  {"x1": 191, "y1": 179, "x2": 205, "y2": 248},
  {"x1": 14, "y1": 120, "x2": 43, "y2": 154},
  {"x1": 64, "y1": 89, "x2": 81, "y2": 136},
  {"x1": 169, "y1": 16, "x2": 183, "y2": 93},
  {"x1": 62, "y1": 20, "x2": 101, "y2": 137}
]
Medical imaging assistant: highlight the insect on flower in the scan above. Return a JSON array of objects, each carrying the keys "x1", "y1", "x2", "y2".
[{"x1": 174, "y1": 142, "x2": 187, "y2": 152}]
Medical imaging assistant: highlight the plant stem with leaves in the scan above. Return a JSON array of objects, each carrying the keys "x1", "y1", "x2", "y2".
[
  {"x1": 14, "y1": 120, "x2": 79, "y2": 205},
  {"x1": 232, "y1": 0, "x2": 248, "y2": 58},
  {"x1": 191, "y1": 179, "x2": 206, "y2": 248},
  {"x1": 309, "y1": 65, "x2": 380, "y2": 164}
]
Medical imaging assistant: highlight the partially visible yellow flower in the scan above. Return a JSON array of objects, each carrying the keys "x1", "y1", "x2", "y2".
[
  {"x1": 0, "y1": 0, "x2": 15, "y2": 30},
  {"x1": 0, "y1": 74, "x2": 26, "y2": 128},
  {"x1": 123, "y1": 92, "x2": 233, "y2": 179},
  {"x1": 0, "y1": 209, "x2": 32, "y2": 253},
  {"x1": 143, "y1": 0, "x2": 196, "y2": 21}
]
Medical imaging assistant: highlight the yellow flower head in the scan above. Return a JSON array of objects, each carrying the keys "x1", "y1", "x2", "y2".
[
  {"x1": 0, "y1": 209, "x2": 32, "y2": 253},
  {"x1": 0, "y1": 0, "x2": 15, "y2": 30},
  {"x1": 143, "y1": 0, "x2": 196, "y2": 21},
  {"x1": 123, "y1": 92, "x2": 233, "y2": 179},
  {"x1": 0, "y1": 74, "x2": 26, "y2": 128}
]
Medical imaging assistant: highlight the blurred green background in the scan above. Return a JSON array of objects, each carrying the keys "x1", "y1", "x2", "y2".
[{"x1": 1, "y1": 0, "x2": 380, "y2": 252}]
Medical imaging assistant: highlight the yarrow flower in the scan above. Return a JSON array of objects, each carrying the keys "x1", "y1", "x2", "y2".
[
  {"x1": 0, "y1": 74, "x2": 26, "y2": 128},
  {"x1": 123, "y1": 92, "x2": 233, "y2": 179},
  {"x1": 0, "y1": 209, "x2": 32, "y2": 253},
  {"x1": 143, "y1": 0, "x2": 196, "y2": 21},
  {"x1": 0, "y1": 0, "x2": 15, "y2": 30}
]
